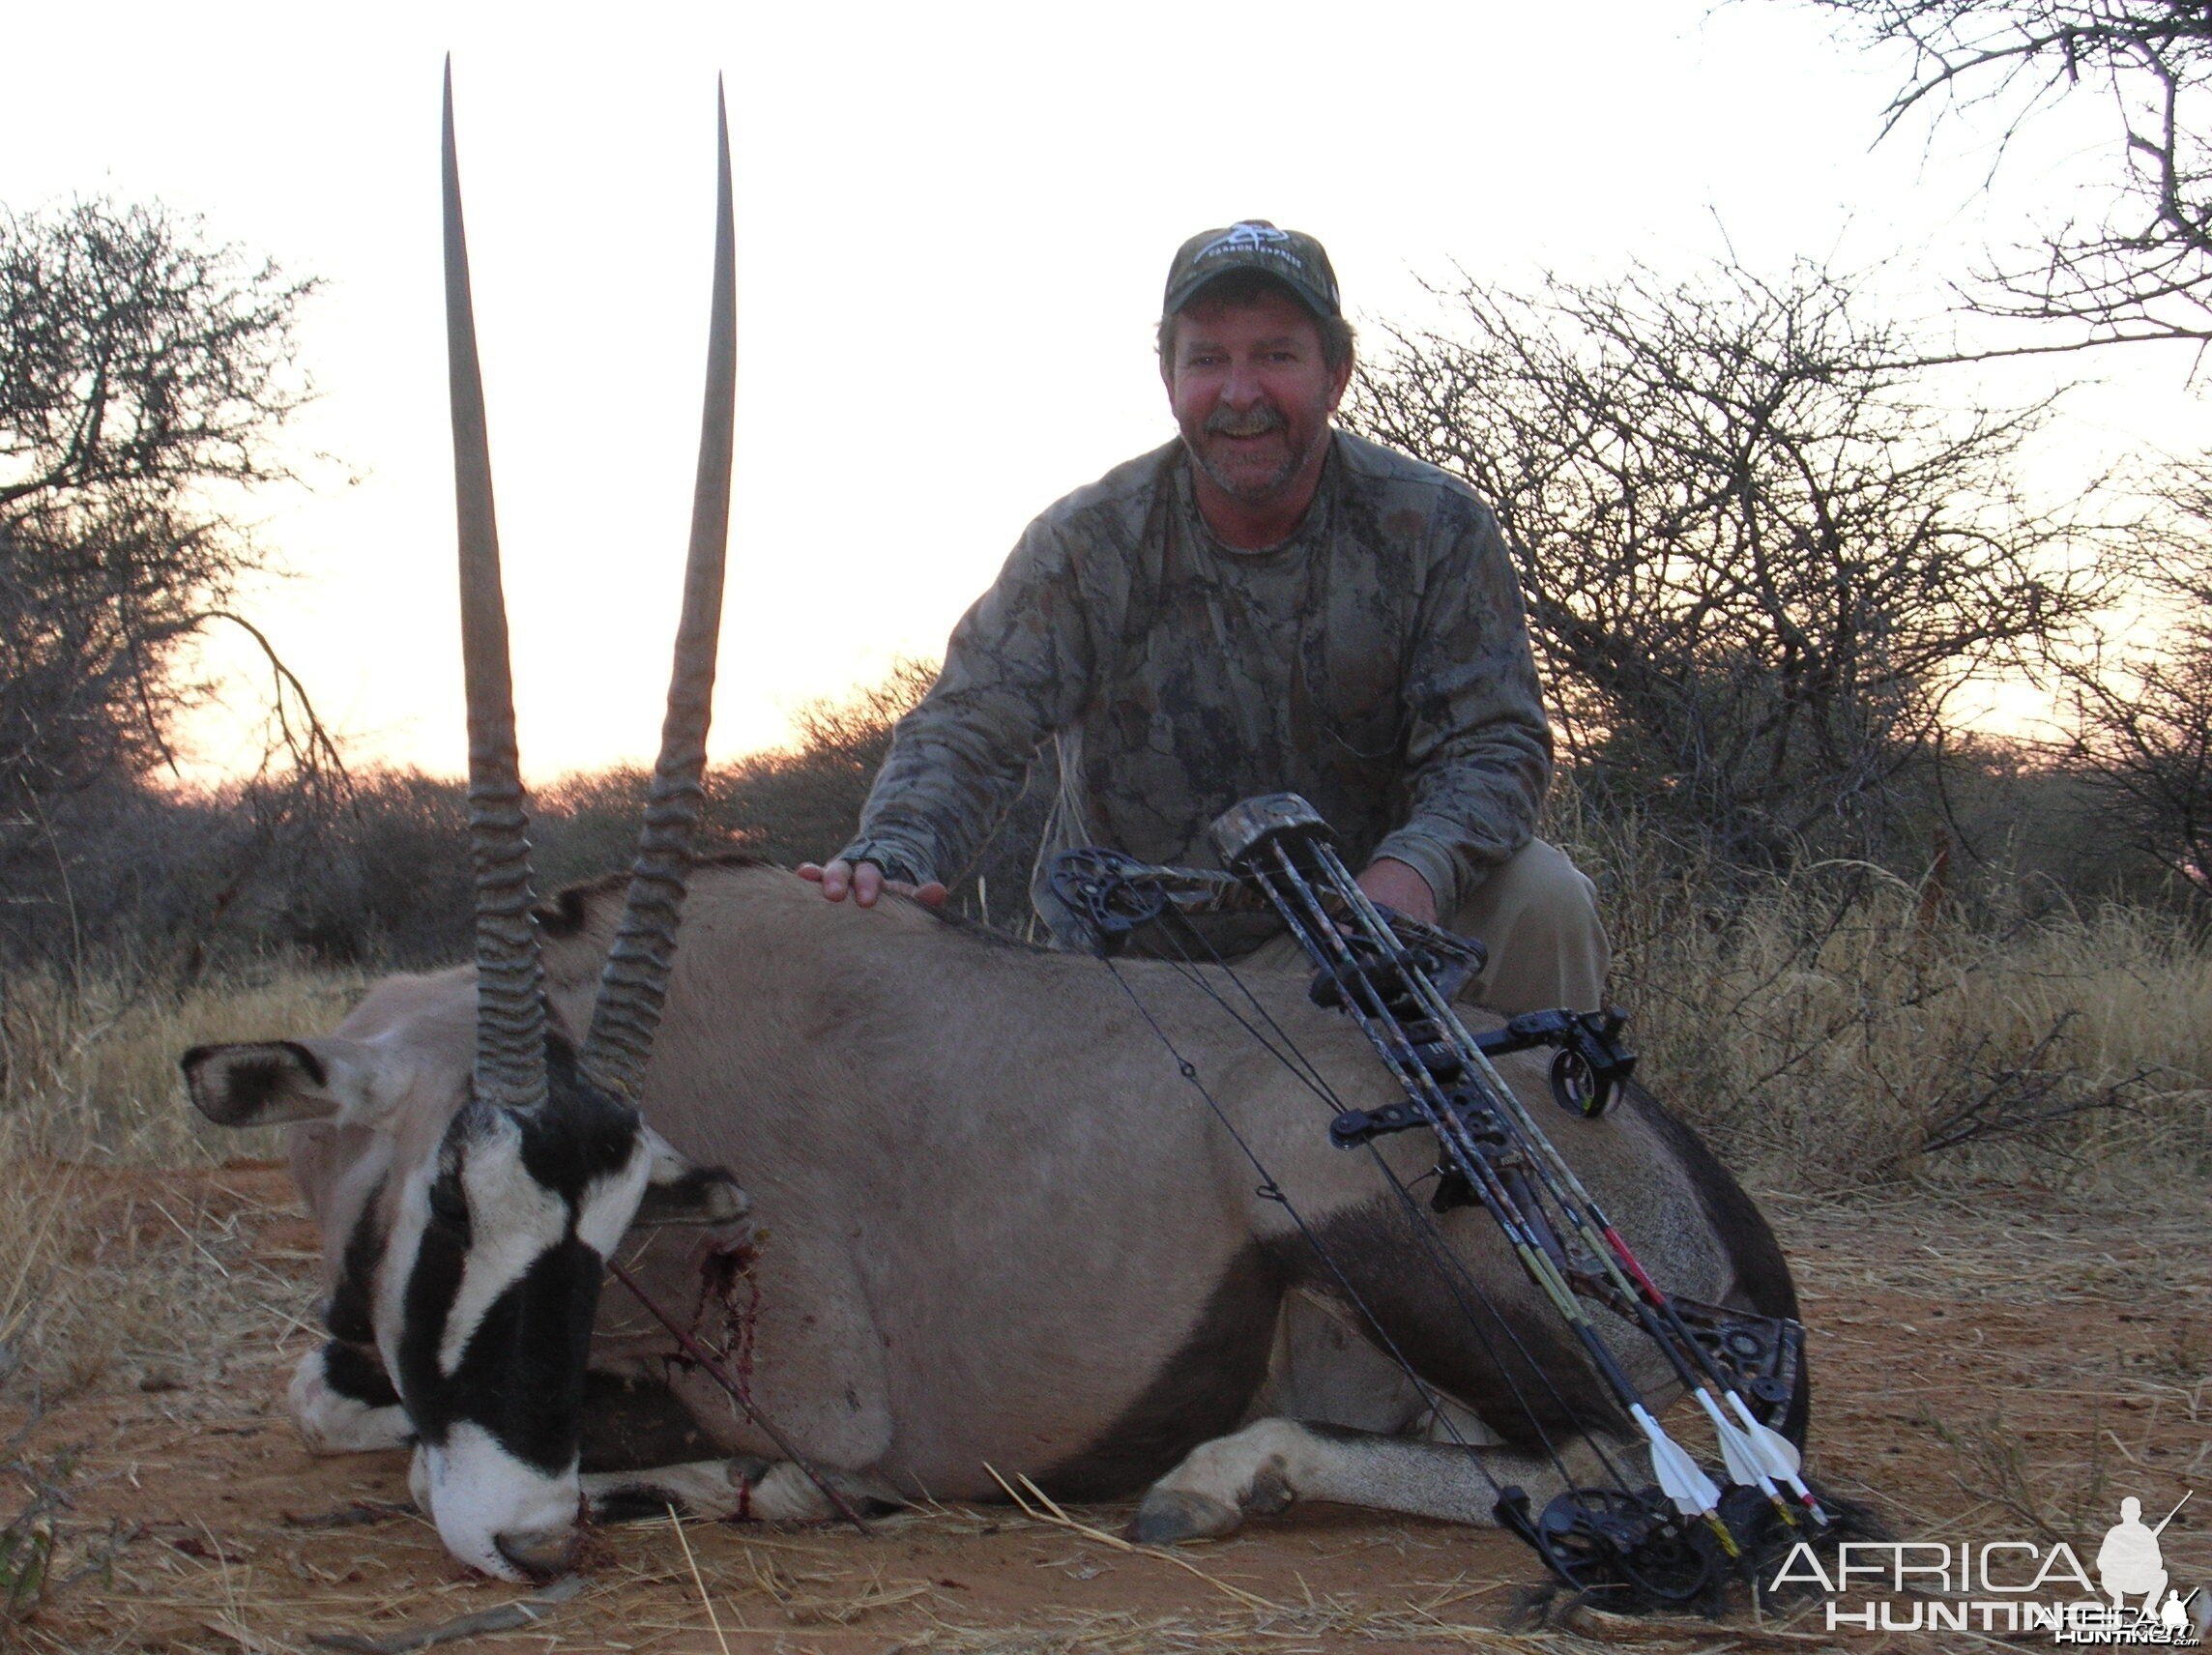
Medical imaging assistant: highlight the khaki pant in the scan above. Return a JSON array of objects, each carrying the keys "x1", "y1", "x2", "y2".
[{"x1": 1246, "y1": 837, "x2": 1610, "y2": 1016}]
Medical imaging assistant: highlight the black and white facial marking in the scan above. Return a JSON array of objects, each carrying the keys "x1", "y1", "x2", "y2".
[
  {"x1": 380, "y1": 1043, "x2": 657, "y2": 1582},
  {"x1": 182, "y1": 1028, "x2": 749, "y2": 1582}
]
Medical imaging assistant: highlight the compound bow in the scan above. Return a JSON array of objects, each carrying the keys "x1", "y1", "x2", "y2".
[{"x1": 1048, "y1": 793, "x2": 1834, "y2": 1608}]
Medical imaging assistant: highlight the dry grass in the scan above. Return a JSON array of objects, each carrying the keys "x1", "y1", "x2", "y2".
[
  {"x1": 14, "y1": 1488, "x2": 1791, "y2": 1655},
  {"x1": 0, "y1": 954, "x2": 353, "y2": 1413},
  {"x1": 11, "y1": 869, "x2": 2210, "y2": 1198},
  {"x1": 1589, "y1": 852, "x2": 2212, "y2": 1191},
  {"x1": 0, "y1": 878, "x2": 2204, "y2": 1647},
  {"x1": 0, "y1": 958, "x2": 361, "y2": 1167},
  {"x1": 0, "y1": 1122, "x2": 80, "y2": 1378},
  {"x1": 0, "y1": 1156, "x2": 302, "y2": 1410}
]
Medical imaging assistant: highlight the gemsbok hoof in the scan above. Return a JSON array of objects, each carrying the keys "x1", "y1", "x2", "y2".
[{"x1": 1128, "y1": 1489, "x2": 1242, "y2": 1545}]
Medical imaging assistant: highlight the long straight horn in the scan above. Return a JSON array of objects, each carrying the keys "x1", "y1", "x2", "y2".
[
  {"x1": 445, "y1": 60, "x2": 548, "y2": 1112},
  {"x1": 578, "y1": 83, "x2": 737, "y2": 1105}
]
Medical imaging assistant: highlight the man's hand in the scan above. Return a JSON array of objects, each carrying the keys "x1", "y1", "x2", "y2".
[
  {"x1": 1356, "y1": 857, "x2": 1437, "y2": 927},
  {"x1": 796, "y1": 857, "x2": 948, "y2": 909}
]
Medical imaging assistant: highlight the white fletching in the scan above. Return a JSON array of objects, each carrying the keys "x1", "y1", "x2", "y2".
[
  {"x1": 1726, "y1": 1391, "x2": 1804, "y2": 1478},
  {"x1": 1724, "y1": 1392, "x2": 1831, "y2": 1523},
  {"x1": 1632, "y1": 1404, "x2": 1722, "y2": 1518},
  {"x1": 1696, "y1": 1389, "x2": 1772, "y2": 1491}
]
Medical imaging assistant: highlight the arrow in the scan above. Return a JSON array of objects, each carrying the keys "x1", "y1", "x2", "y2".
[{"x1": 1720, "y1": 1390, "x2": 1802, "y2": 1477}]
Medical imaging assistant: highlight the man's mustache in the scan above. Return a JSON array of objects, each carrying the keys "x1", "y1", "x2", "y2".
[{"x1": 1206, "y1": 405, "x2": 1288, "y2": 437}]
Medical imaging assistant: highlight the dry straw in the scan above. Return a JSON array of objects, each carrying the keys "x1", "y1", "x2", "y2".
[
  {"x1": 1578, "y1": 832, "x2": 2212, "y2": 1193},
  {"x1": 0, "y1": 864, "x2": 2205, "y2": 1649},
  {"x1": 1, "y1": 957, "x2": 363, "y2": 1166}
]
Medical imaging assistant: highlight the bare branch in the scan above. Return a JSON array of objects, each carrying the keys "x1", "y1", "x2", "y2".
[
  {"x1": 1807, "y1": 0, "x2": 2212, "y2": 349},
  {"x1": 1349, "y1": 258, "x2": 2110, "y2": 863}
]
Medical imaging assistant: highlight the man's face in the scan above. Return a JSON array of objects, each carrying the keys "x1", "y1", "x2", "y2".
[{"x1": 1165, "y1": 287, "x2": 1350, "y2": 508}]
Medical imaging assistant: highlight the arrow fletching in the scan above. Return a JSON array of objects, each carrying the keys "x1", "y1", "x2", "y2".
[
  {"x1": 1632, "y1": 1404, "x2": 1723, "y2": 1520},
  {"x1": 1724, "y1": 1393, "x2": 1830, "y2": 1524},
  {"x1": 1725, "y1": 1391, "x2": 1803, "y2": 1478},
  {"x1": 1696, "y1": 1390, "x2": 1770, "y2": 1490}
]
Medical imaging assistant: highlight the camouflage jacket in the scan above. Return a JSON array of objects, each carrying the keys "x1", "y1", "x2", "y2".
[{"x1": 837, "y1": 430, "x2": 1553, "y2": 940}]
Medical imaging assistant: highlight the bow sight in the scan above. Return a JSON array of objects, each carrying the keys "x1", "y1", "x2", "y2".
[{"x1": 1048, "y1": 794, "x2": 1831, "y2": 1607}]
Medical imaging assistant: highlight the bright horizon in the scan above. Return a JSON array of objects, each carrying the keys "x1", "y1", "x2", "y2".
[{"x1": 11, "y1": 0, "x2": 2210, "y2": 789}]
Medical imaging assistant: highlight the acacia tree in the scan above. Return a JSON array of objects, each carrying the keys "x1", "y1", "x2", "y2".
[
  {"x1": 1352, "y1": 261, "x2": 2102, "y2": 865},
  {"x1": 1805, "y1": 0, "x2": 2212, "y2": 347},
  {"x1": 1, "y1": 198, "x2": 319, "y2": 797},
  {"x1": 1797, "y1": 4, "x2": 2212, "y2": 897},
  {"x1": 2064, "y1": 466, "x2": 2212, "y2": 889},
  {"x1": 1, "y1": 198, "x2": 322, "y2": 960}
]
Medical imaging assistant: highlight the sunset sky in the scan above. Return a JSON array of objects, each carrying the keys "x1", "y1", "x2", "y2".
[{"x1": 8, "y1": 0, "x2": 2208, "y2": 785}]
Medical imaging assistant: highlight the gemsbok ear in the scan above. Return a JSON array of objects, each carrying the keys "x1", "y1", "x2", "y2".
[
  {"x1": 629, "y1": 1126, "x2": 751, "y2": 1227},
  {"x1": 182, "y1": 1040, "x2": 413, "y2": 1130}
]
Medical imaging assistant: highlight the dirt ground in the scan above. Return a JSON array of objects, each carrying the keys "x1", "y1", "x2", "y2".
[{"x1": 3, "y1": 1164, "x2": 2205, "y2": 1655}]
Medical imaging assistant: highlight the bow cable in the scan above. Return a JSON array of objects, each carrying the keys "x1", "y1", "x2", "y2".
[
  {"x1": 1095, "y1": 954, "x2": 1519, "y2": 1504},
  {"x1": 1243, "y1": 837, "x2": 1736, "y2": 1550},
  {"x1": 1136, "y1": 911, "x2": 1639, "y2": 1496}
]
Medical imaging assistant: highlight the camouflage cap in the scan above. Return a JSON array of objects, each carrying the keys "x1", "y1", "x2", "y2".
[{"x1": 1162, "y1": 220, "x2": 1341, "y2": 320}]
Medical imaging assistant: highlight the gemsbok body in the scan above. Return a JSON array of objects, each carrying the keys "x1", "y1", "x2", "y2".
[
  {"x1": 189, "y1": 860, "x2": 1806, "y2": 1582},
  {"x1": 181, "y1": 78, "x2": 1807, "y2": 1584}
]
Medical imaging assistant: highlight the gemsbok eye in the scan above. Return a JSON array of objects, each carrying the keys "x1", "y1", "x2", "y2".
[{"x1": 427, "y1": 1177, "x2": 469, "y2": 1233}]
